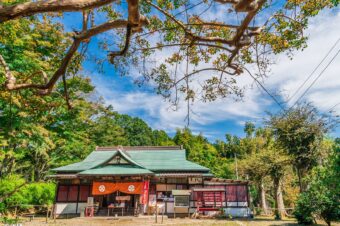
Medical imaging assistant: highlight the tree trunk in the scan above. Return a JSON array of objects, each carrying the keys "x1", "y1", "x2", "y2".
[
  {"x1": 259, "y1": 182, "x2": 268, "y2": 215},
  {"x1": 296, "y1": 167, "x2": 308, "y2": 193},
  {"x1": 297, "y1": 168, "x2": 304, "y2": 193},
  {"x1": 273, "y1": 178, "x2": 285, "y2": 220}
]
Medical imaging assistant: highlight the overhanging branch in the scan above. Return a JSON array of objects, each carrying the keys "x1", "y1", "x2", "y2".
[
  {"x1": 0, "y1": 0, "x2": 117, "y2": 23},
  {"x1": 1, "y1": 19, "x2": 129, "y2": 93}
]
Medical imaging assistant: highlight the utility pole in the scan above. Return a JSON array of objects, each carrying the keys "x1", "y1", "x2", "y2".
[{"x1": 234, "y1": 153, "x2": 238, "y2": 180}]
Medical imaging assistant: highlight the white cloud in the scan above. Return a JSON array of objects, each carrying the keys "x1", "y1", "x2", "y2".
[
  {"x1": 89, "y1": 9, "x2": 340, "y2": 138},
  {"x1": 267, "y1": 10, "x2": 340, "y2": 113}
]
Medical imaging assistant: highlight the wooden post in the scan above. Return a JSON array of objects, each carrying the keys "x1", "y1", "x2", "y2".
[
  {"x1": 46, "y1": 206, "x2": 49, "y2": 223},
  {"x1": 53, "y1": 204, "x2": 56, "y2": 223},
  {"x1": 155, "y1": 206, "x2": 158, "y2": 223}
]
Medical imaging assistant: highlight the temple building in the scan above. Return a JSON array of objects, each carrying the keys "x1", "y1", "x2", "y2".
[{"x1": 51, "y1": 146, "x2": 250, "y2": 217}]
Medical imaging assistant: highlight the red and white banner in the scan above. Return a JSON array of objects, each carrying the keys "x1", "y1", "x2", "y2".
[
  {"x1": 141, "y1": 180, "x2": 149, "y2": 205},
  {"x1": 92, "y1": 182, "x2": 144, "y2": 195}
]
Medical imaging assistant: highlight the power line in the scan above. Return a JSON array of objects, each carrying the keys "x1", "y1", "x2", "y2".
[
  {"x1": 291, "y1": 48, "x2": 340, "y2": 109},
  {"x1": 287, "y1": 37, "x2": 340, "y2": 103},
  {"x1": 243, "y1": 67, "x2": 285, "y2": 110},
  {"x1": 328, "y1": 102, "x2": 340, "y2": 112}
]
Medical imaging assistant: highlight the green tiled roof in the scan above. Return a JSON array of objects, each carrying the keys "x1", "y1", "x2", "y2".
[
  {"x1": 52, "y1": 147, "x2": 210, "y2": 174},
  {"x1": 78, "y1": 165, "x2": 154, "y2": 176},
  {"x1": 52, "y1": 151, "x2": 117, "y2": 172},
  {"x1": 128, "y1": 150, "x2": 209, "y2": 172}
]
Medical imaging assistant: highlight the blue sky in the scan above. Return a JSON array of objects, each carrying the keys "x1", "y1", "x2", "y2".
[{"x1": 64, "y1": 4, "x2": 340, "y2": 142}]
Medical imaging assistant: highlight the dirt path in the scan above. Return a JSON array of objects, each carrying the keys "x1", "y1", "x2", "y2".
[{"x1": 10, "y1": 216, "x2": 340, "y2": 226}]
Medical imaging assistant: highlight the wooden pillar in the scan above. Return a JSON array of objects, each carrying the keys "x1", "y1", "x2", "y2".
[
  {"x1": 224, "y1": 185, "x2": 227, "y2": 208},
  {"x1": 76, "y1": 185, "x2": 80, "y2": 214}
]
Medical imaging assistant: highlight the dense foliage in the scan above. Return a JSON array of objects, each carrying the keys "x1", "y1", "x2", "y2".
[{"x1": 294, "y1": 139, "x2": 340, "y2": 226}]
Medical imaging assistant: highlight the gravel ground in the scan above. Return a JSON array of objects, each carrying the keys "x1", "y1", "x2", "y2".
[{"x1": 5, "y1": 216, "x2": 340, "y2": 226}]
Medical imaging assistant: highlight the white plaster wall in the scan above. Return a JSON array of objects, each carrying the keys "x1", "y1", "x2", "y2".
[
  {"x1": 166, "y1": 202, "x2": 174, "y2": 213},
  {"x1": 55, "y1": 203, "x2": 77, "y2": 214},
  {"x1": 224, "y1": 207, "x2": 250, "y2": 217},
  {"x1": 237, "y1": 202, "x2": 248, "y2": 207},
  {"x1": 226, "y1": 202, "x2": 238, "y2": 207},
  {"x1": 77, "y1": 203, "x2": 87, "y2": 215},
  {"x1": 226, "y1": 202, "x2": 248, "y2": 207}
]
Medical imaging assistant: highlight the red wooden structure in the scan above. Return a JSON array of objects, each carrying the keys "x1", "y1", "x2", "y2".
[{"x1": 193, "y1": 188, "x2": 224, "y2": 212}]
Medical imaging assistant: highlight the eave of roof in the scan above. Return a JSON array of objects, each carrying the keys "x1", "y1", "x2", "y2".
[
  {"x1": 47, "y1": 174, "x2": 78, "y2": 179},
  {"x1": 78, "y1": 165, "x2": 154, "y2": 176},
  {"x1": 155, "y1": 172, "x2": 206, "y2": 177},
  {"x1": 96, "y1": 146, "x2": 183, "y2": 151},
  {"x1": 204, "y1": 178, "x2": 249, "y2": 185}
]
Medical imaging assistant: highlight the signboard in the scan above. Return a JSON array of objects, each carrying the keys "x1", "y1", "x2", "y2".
[
  {"x1": 174, "y1": 196, "x2": 189, "y2": 207},
  {"x1": 87, "y1": 197, "x2": 94, "y2": 206},
  {"x1": 149, "y1": 194, "x2": 156, "y2": 206},
  {"x1": 116, "y1": 196, "x2": 131, "y2": 201},
  {"x1": 188, "y1": 177, "x2": 203, "y2": 184}
]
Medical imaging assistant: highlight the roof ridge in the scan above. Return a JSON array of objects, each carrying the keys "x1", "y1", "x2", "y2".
[{"x1": 96, "y1": 146, "x2": 183, "y2": 151}]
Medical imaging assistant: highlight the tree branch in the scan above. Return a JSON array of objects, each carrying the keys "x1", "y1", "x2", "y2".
[
  {"x1": 2, "y1": 19, "x2": 129, "y2": 93},
  {"x1": 132, "y1": 42, "x2": 233, "y2": 53},
  {"x1": 0, "y1": 53, "x2": 16, "y2": 90},
  {"x1": 108, "y1": 24, "x2": 132, "y2": 63},
  {"x1": 146, "y1": 0, "x2": 255, "y2": 48},
  {"x1": 187, "y1": 22, "x2": 260, "y2": 31},
  {"x1": 62, "y1": 74, "x2": 72, "y2": 109},
  {"x1": 0, "y1": 0, "x2": 116, "y2": 23},
  {"x1": 173, "y1": 67, "x2": 237, "y2": 87}
]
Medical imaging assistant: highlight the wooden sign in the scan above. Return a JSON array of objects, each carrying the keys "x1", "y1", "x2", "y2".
[
  {"x1": 188, "y1": 177, "x2": 203, "y2": 184},
  {"x1": 87, "y1": 197, "x2": 94, "y2": 206},
  {"x1": 116, "y1": 196, "x2": 131, "y2": 201},
  {"x1": 71, "y1": 179, "x2": 80, "y2": 184}
]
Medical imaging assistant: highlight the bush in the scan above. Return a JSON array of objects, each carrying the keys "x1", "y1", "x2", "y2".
[
  {"x1": 293, "y1": 151, "x2": 340, "y2": 226},
  {"x1": 293, "y1": 193, "x2": 315, "y2": 225},
  {"x1": 0, "y1": 175, "x2": 55, "y2": 214},
  {"x1": 7, "y1": 182, "x2": 56, "y2": 209}
]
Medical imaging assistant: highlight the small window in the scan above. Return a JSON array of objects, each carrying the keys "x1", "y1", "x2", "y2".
[{"x1": 174, "y1": 196, "x2": 189, "y2": 207}]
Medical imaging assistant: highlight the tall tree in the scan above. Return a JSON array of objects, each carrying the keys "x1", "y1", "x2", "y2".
[
  {"x1": 174, "y1": 128, "x2": 233, "y2": 178},
  {"x1": 268, "y1": 103, "x2": 331, "y2": 192}
]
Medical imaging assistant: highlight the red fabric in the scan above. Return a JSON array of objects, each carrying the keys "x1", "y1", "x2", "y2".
[
  {"x1": 141, "y1": 180, "x2": 149, "y2": 204},
  {"x1": 92, "y1": 182, "x2": 144, "y2": 195}
]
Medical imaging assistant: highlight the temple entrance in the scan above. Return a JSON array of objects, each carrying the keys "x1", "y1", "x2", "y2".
[
  {"x1": 90, "y1": 181, "x2": 148, "y2": 216},
  {"x1": 93, "y1": 192, "x2": 140, "y2": 216}
]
